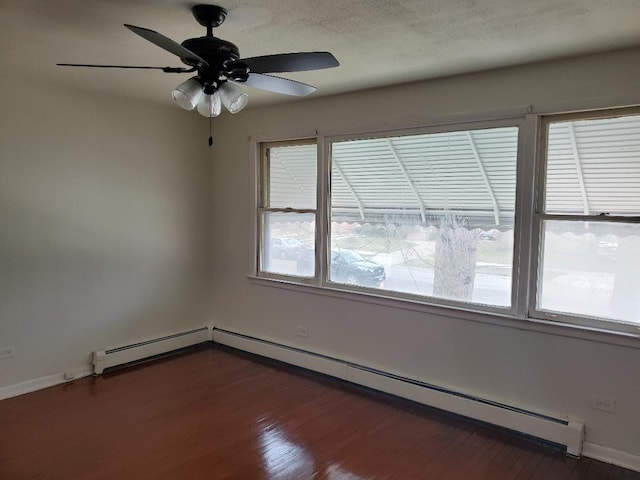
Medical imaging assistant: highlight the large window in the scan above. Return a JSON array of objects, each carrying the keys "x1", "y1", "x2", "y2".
[
  {"x1": 256, "y1": 108, "x2": 640, "y2": 335},
  {"x1": 533, "y1": 111, "x2": 640, "y2": 330},
  {"x1": 329, "y1": 126, "x2": 519, "y2": 309}
]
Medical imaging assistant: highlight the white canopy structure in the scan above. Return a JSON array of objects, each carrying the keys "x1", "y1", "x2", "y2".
[{"x1": 268, "y1": 116, "x2": 640, "y2": 227}]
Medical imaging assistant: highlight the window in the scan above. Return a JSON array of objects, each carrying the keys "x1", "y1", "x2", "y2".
[
  {"x1": 258, "y1": 140, "x2": 316, "y2": 279},
  {"x1": 329, "y1": 125, "x2": 519, "y2": 309},
  {"x1": 533, "y1": 110, "x2": 640, "y2": 330},
  {"x1": 255, "y1": 107, "x2": 640, "y2": 336}
]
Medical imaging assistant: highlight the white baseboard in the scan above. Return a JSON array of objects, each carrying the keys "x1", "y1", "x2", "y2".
[
  {"x1": 1, "y1": 326, "x2": 214, "y2": 400},
  {"x1": 212, "y1": 328, "x2": 585, "y2": 456},
  {"x1": 583, "y1": 442, "x2": 640, "y2": 472},
  {"x1": 93, "y1": 326, "x2": 212, "y2": 374},
  {"x1": 0, "y1": 365, "x2": 93, "y2": 401}
]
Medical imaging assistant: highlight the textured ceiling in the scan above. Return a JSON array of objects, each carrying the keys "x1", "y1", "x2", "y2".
[{"x1": 1, "y1": 0, "x2": 639, "y2": 108}]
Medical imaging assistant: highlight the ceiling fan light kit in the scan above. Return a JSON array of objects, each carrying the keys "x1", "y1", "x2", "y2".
[
  {"x1": 57, "y1": 4, "x2": 339, "y2": 143},
  {"x1": 171, "y1": 76, "x2": 249, "y2": 116}
]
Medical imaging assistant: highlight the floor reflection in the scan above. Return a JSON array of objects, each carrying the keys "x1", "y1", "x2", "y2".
[
  {"x1": 258, "y1": 418, "x2": 368, "y2": 480},
  {"x1": 259, "y1": 420, "x2": 316, "y2": 478},
  {"x1": 325, "y1": 463, "x2": 367, "y2": 480}
]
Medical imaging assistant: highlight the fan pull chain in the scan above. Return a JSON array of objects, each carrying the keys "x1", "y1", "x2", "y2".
[{"x1": 208, "y1": 114, "x2": 213, "y2": 147}]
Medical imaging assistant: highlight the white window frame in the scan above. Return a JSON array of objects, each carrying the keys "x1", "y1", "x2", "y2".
[
  {"x1": 258, "y1": 118, "x2": 527, "y2": 318},
  {"x1": 529, "y1": 107, "x2": 640, "y2": 335},
  {"x1": 252, "y1": 107, "x2": 640, "y2": 342},
  {"x1": 323, "y1": 118, "x2": 526, "y2": 317},
  {"x1": 256, "y1": 138, "x2": 318, "y2": 285}
]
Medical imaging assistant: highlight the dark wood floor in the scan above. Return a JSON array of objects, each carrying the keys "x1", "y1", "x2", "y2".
[{"x1": 0, "y1": 346, "x2": 637, "y2": 480}]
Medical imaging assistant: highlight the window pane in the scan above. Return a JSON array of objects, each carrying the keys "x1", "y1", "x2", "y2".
[
  {"x1": 546, "y1": 114, "x2": 640, "y2": 216},
  {"x1": 267, "y1": 144, "x2": 317, "y2": 210},
  {"x1": 538, "y1": 220, "x2": 640, "y2": 325},
  {"x1": 261, "y1": 212, "x2": 315, "y2": 277},
  {"x1": 329, "y1": 219, "x2": 513, "y2": 305},
  {"x1": 330, "y1": 126, "x2": 518, "y2": 307}
]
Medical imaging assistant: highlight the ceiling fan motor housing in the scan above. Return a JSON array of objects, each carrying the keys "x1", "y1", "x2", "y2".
[{"x1": 181, "y1": 36, "x2": 241, "y2": 84}]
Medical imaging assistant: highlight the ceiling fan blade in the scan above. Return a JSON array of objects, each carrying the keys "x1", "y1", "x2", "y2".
[
  {"x1": 124, "y1": 24, "x2": 209, "y2": 67},
  {"x1": 241, "y1": 73, "x2": 316, "y2": 96},
  {"x1": 230, "y1": 52, "x2": 338, "y2": 74},
  {"x1": 56, "y1": 63, "x2": 193, "y2": 73}
]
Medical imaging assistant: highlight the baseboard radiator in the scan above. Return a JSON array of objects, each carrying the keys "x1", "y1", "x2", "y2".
[
  {"x1": 213, "y1": 328, "x2": 585, "y2": 456},
  {"x1": 93, "y1": 327, "x2": 211, "y2": 374}
]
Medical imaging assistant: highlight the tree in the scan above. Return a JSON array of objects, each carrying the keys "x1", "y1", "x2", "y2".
[{"x1": 433, "y1": 215, "x2": 478, "y2": 301}]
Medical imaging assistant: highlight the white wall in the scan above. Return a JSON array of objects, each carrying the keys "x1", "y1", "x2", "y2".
[
  {"x1": 209, "y1": 48, "x2": 640, "y2": 457},
  {"x1": 0, "y1": 78, "x2": 213, "y2": 388}
]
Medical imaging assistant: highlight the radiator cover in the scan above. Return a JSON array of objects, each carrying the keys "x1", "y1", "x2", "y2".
[
  {"x1": 93, "y1": 327, "x2": 211, "y2": 374},
  {"x1": 212, "y1": 327, "x2": 585, "y2": 456}
]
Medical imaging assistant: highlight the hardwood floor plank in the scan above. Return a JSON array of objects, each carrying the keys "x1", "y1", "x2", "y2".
[{"x1": 0, "y1": 346, "x2": 636, "y2": 480}]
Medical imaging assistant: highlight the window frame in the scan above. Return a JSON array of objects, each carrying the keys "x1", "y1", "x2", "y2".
[
  {"x1": 256, "y1": 138, "x2": 319, "y2": 285},
  {"x1": 324, "y1": 120, "x2": 525, "y2": 316},
  {"x1": 259, "y1": 118, "x2": 527, "y2": 317},
  {"x1": 253, "y1": 107, "x2": 640, "y2": 340},
  {"x1": 529, "y1": 107, "x2": 640, "y2": 334}
]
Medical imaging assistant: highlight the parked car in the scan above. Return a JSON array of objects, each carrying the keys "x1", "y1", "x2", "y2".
[
  {"x1": 271, "y1": 238, "x2": 303, "y2": 259},
  {"x1": 331, "y1": 249, "x2": 385, "y2": 287},
  {"x1": 296, "y1": 247, "x2": 385, "y2": 287}
]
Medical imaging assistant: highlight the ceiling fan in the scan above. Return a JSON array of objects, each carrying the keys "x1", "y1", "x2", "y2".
[{"x1": 58, "y1": 4, "x2": 339, "y2": 123}]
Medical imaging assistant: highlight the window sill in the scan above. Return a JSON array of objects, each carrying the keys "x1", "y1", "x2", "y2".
[{"x1": 247, "y1": 274, "x2": 640, "y2": 350}]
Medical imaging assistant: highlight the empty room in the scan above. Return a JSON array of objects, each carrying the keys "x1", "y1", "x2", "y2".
[{"x1": 1, "y1": 0, "x2": 640, "y2": 478}]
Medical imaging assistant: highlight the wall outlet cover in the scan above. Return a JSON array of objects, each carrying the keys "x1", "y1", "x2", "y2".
[{"x1": 591, "y1": 395, "x2": 616, "y2": 413}]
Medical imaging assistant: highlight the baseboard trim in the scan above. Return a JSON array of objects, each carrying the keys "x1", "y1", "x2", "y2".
[
  {"x1": 0, "y1": 365, "x2": 93, "y2": 401},
  {"x1": 1, "y1": 326, "x2": 214, "y2": 400},
  {"x1": 583, "y1": 442, "x2": 640, "y2": 472},
  {"x1": 212, "y1": 328, "x2": 585, "y2": 456},
  {"x1": 93, "y1": 326, "x2": 212, "y2": 374}
]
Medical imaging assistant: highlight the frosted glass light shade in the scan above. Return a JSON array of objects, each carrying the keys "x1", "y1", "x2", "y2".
[
  {"x1": 219, "y1": 82, "x2": 249, "y2": 114},
  {"x1": 196, "y1": 92, "x2": 222, "y2": 117},
  {"x1": 172, "y1": 77, "x2": 203, "y2": 110}
]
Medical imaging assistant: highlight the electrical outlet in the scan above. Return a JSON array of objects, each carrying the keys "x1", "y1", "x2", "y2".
[
  {"x1": 297, "y1": 325, "x2": 309, "y2": 337},
  {"x1": 0, "y1": 346, "x2": 15, "y2": 360},
  {"x1": 591, "y1": 395, "x2": 616, "y2": 413}
]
